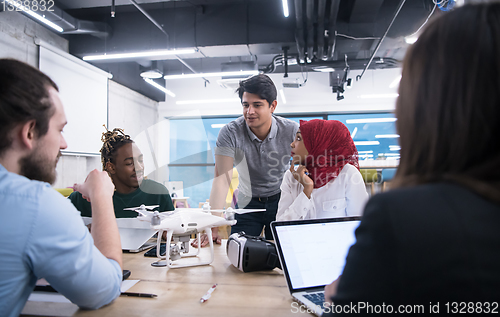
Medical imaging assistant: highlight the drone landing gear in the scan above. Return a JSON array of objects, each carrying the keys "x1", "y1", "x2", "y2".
[
  {"x1": 151, "y1": 260, "x2": 168, "y2": 267},
  {"x1": 151, "y1": 229, "x2": 215, "y2": 269}
]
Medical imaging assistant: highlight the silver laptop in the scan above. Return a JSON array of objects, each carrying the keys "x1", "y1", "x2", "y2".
[
  {"x1": 82, "y1": 217, "x2": 157, "y2": 252},
  {"x1": 271, "y1": 217, "x2": 361, "y2": 316}
]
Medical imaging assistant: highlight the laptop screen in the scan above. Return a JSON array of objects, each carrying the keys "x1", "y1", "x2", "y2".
[{"x1": 271, "y1": 217, "x2": 361, "y2": 292}]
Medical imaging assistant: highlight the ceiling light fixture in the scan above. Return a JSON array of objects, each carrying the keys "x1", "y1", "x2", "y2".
[
  {"x1": 164, "y1": 70, "x2": 259, "y2": 80},
  {"x1": 357, "y1": 150, "x2": 373, "y2": 154},
  {"x1": 389, "y1": 145, "x2": 401, "y2": 151},
  {"x1": 10, "y1": 3, "x2": 63, "y2": 32},
  {"x1": 176, "y1": 98, "x2": 240, "y2": 105},
  {"x1": 279, "y1": 89, "x2": 287, "y2": 104},
  {"x1": 83, "y1": 49, "x2": 196, "y2": 61},
  {"x1": 144, "y1": 78, "x2": 175, "y2": 97},
  {"x1": 354, "y1": 141, "x2": 380, "y2": 146},
  {"x1": 312, "y1": 67, "x2": 335, "y2": 72},
  {"x1": 282, "y1": 0, "x2": 289, "y2": 17},
  {"x1": 389, "y1": 74, "x2": 402, "y2": 88},
  {"x1": 211, "y1": 124, "x2": 226, "y2": 129},
  {"x1": 140, "y1": 69, "x2": 163, "y2": 79},
  {"x1": 404, "y1": 35, "x2": 418, "y2": 44},
  {"x1": 359, "y1": 93, "x2": 399, "y2": 99},
  {"x1": 375, "y1": 134, "x2": 400, "y2": 138},
  {"x1": 346, "y1": 118, "x2": 397, "y2": 124}
]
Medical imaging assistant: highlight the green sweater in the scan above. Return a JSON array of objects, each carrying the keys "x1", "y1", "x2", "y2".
[{"x1": 69, "y1": 179, "x2": 175, "y2": 218}]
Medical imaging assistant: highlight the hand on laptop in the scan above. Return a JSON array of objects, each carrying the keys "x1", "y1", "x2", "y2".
[{"x1": 324, "y1": 276, "x2": 340, "y2": 305}]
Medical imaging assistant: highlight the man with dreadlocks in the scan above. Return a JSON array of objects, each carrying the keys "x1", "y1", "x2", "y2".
[{"x1": 69, "y1": 128, "x2": 174, "y2": 217}]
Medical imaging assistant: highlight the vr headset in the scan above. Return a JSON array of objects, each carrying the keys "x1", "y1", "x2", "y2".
[{"x1": 227, "y1": 232, "x2": 281, "y2": 272}]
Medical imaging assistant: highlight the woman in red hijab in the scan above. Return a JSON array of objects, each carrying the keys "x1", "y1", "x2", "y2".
[{"x1": 276, "y1": 119, "x2": 368, "y2": 220}]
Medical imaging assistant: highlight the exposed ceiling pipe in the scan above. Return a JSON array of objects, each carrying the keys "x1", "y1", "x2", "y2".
[
  {"x1": 175, "y1": 57, "x2": 208, "y2": 83},
  {"x1": 129, "y1": 0, "x2": 210, "y2": 84},
  {"x1": 129, "y1": 0, "x2": 169, "y2": 41},
  {"x1": 305, "y1": 0, "x2": 314, "y2": 62},
  {"x1": 260, "y1": 54, "x2": 284, "y2": 74},
  {"x1": 294, "y1": 0, "x2": 306, "y2": 63},
  {"x1": 310, "y1": 57, "x2": 399, "y2": 69},
  {"x1": 32, "y1": 4, "x2": 111, "y2": 38},
  {"x1": 283, "y1": 46, "x2": 289, "y2": 78},
  {"x1": 356, "y1": 0, "x2": 406, "y2": 81},
  {"x1": 326, "y1": 0, "x2": 341, "y2": 60},
  {"x1": 62, "y1": 20, "x2": 111, "y2": 38},
  {"x1": 317, "y1": 0, "x2": 327, "y2": 60}
]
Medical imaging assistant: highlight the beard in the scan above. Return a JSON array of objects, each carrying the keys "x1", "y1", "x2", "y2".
[{"x1": 19, "y1": 148, "x2": 61, "y2": 185}]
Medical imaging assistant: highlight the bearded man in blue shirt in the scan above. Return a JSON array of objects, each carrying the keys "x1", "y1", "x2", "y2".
[{"x1": 0, "y1": 59, "x2": 122, "y2": 317}]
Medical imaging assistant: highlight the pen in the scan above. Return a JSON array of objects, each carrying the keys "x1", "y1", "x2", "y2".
[
  {"x1": 121, "y1": 292, "x2": 157, "y2": 298},
  {"x1": 200, "y1": 284, "x2": 217, "y2": 303}
]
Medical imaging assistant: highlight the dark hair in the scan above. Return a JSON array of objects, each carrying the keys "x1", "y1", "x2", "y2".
[
  {"x1": 100, "y1": 127, "x2": 134, "y2": 171},
  {"x1": 0, "y1": 59, "x2": 58, "y2": 156},
  {"x1": 393, "y1": 3, "x2": 500, "y2": 202},
  {"x1": 236, "y1": 74, "x2": 277, "y2": 106}
]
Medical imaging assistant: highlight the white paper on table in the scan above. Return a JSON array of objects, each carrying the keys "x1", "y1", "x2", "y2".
[
  {"x1": 28, "y1": 292, "x2": 72, "y2": 303},
  {"x1": 121, "y1": 279, "x2": 140, "y2": 292}
]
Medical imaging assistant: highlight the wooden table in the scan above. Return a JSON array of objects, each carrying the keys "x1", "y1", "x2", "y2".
[{"x1": 22, "y1": 240, "x2": 304, "y2": 316}]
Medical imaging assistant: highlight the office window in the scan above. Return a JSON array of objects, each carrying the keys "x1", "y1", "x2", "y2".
[
  {"x1": 169, "y1": 113, "x2": 397, "y2": 206},
  {"x1": 168, "y1": 115, "x2": 325, "y2": 206},
  {"x1": 285, "y1": 116, "x2": 325, "y2": 125},
  {"x1": 327, "y1": 113, "x2": 399, "y2": 161},
  {"x1": 168, "y1": 165, "x2": 215, "y2": 206},
  {"x1": 169, "y1": 117, "x2": 238, "y2": 207}
]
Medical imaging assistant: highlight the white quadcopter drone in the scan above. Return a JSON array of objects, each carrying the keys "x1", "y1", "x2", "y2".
[{"x1": 126, "y1": 203, "x2": 264, "y2": 269}]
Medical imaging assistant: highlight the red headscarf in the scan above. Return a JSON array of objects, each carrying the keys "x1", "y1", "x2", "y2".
[{"x1": 300, "y1": 119, "x2": 359, "y2": 188}]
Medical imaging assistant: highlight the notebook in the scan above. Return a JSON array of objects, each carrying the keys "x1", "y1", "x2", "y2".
[
  {"x1": 82, "y1": 217, "x2": 157, "y2": 252},
  {"x1": 271, "y1": 217, "x2": 361, "y2": 316}
]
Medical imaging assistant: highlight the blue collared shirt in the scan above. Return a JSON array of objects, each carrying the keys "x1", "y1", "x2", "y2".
[{"x1": 0, "y1": 164, "x2": 122, "y2": 317}]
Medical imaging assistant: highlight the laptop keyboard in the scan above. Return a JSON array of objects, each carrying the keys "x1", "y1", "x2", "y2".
[{"x1": 304, "y1": 292, "x2": 325, "y2": 306}]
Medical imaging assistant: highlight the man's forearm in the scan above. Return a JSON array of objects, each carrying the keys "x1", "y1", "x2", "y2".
[
  {"x1": 209, "y1": 171, "x2": 233, "y2": 236},
  {"x1": 209, "y1": 174, "x2": 232, "y2": 210},
  {"x1": 90, "y1": 193, "x2": 122, "y2": 269}
]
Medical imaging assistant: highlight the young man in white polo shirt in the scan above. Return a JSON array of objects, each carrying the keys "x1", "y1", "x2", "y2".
[{"x1": 198, "y1": 74, "x2": 298, "y2": 246}]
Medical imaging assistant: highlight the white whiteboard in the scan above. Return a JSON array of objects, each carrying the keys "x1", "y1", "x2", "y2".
[{"x1": 39, "y1": 45, "x2": 108, "y2": 155}]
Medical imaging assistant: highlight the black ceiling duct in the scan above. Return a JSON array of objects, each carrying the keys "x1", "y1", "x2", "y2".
[{"x1": 294, "y1": 0, "x2": 341, "y2": 63}]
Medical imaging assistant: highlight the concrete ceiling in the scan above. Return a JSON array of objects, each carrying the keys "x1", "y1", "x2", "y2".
[{"x1": 24, "y1": 0, "x2": 442, "y2": 101}]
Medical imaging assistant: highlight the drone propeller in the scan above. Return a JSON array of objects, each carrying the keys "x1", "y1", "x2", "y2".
[
  {"x1": 133, "y1": 208, "x2": 172, "y2": 225},
  {"x1": 231, "y1": 208, "x2": 266, "y2": 214},
  {"x1": 209, "y1": 207, "x2": 265, "y2": 214},
  {"x1": 123, "y1": 204, "x2": 160, "y2": 211},
  {"x1": 218, "y1": 207, "x2": 265, "y2": 221}
]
